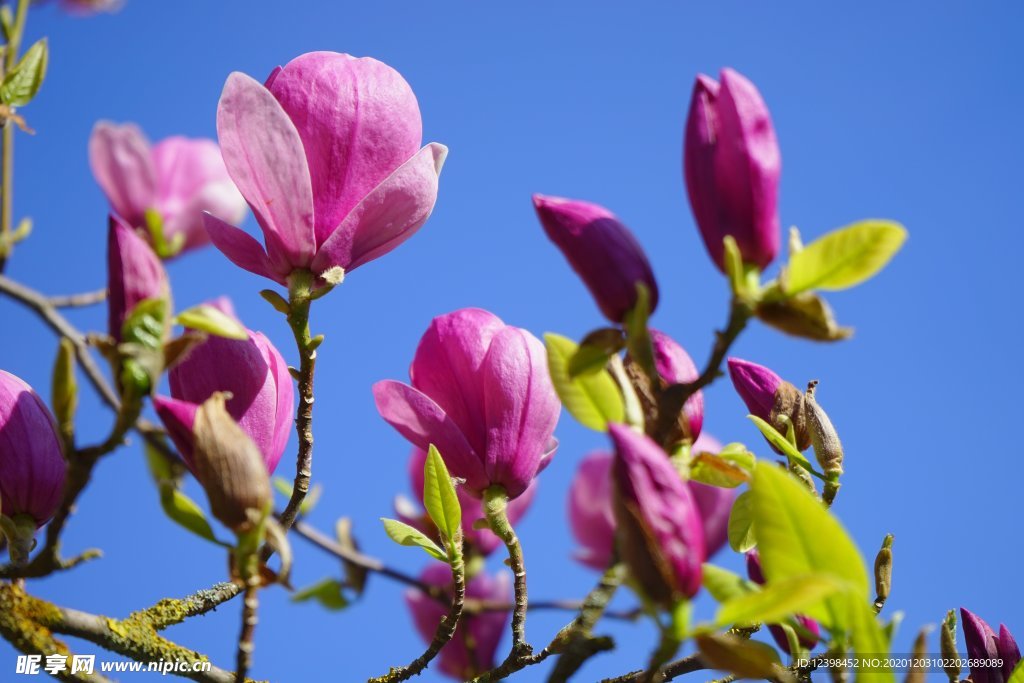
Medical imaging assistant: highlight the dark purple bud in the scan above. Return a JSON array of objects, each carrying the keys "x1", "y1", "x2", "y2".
[
  {"x1": 533, "y1": 194, "x2": 659, "y2": 323},
  {"x1": 106, "y1": 215, "x2": 169, "y2": 342},
  {"x1": 961, "y1": 608, "x2": 1019, "y2": 683},
  {"x1": 727, "y1": 357, "x2": 810, "y2": 451}
]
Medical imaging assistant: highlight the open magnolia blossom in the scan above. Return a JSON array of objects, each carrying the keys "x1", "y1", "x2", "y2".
[
  {"x1": 206, "y1": 51, "x2": 448, "y2": 287},
  {"x1": 90, "y1": 121, "x2": 246, "y2": 255}
]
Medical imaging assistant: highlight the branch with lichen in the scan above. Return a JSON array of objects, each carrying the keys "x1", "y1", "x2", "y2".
[{"x1": 0, "y1": 582, "x2": 254, "y2": 683}]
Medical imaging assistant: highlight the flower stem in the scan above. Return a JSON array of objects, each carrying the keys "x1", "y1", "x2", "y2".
[
  {"x1": 274, "y1": 271, "x2": 318, "y2": 538},
  {"x1": 0, "y1": 0, "x2": 30, "y2": 274},
  {"x1": 483, "y1": 485, "x2": 530, "y2": 656}
]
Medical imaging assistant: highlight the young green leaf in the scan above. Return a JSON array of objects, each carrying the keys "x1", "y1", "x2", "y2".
[
  {"x1": 750, "y1": 464, "x2": 869, "y2": 631},
  {"x1": 848, "y1": 595, "x2": 895, "y2": 683},
  {"x1": 175, "y1": 304, "x2": 248, "y2": 340},
  {"x1": 423, "y1": 444, "x2": 461, "y2": 543},
  {"x1": 690, "y1": 450, "x2": 753, "y2": 488},
  {"x1": 715, "y1": 573, "x2": 844, "y2": 627},
  {"x1": 291, "y1": 578, "x2": 350, "y2": 611},
  {"x1": 785, "y1": 220, "x2": 907, "y2": 294},
  {"x1": 159, "y1": 485, "x2": 221, "y2": 545},
  {"x1": 695, "y1": 633, "x2": 784, "y2": 680},
  {"x1": 0, "y1": 38, "x2": 48, "y2": 107},
  {"x1": 1007, "y1": 659, "x2": 1024, "y2": 683},
  {"x1": 545, "y1": 333, "x2": 625, "y2": 431},
  {"x1": 748, "y1": 415, "x2": 816, "y2": 474},
  {"x1": 727, "y1": 490, "x2": 757, "y2": 553},
  {"x1": 623, "y1": 283, "x2": 655, "y2": 375},
  {"x1": 702, "y1": 564, "x2": 758, "y2": 603},
  {"x1": 380, "y1": 518, "x2": 447, "y2": 562}
]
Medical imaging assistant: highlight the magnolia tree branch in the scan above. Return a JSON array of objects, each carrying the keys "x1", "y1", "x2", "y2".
[
  {"x1": 0, "y1": 583, "x2": 255, "y2": 683},
  {"x1": 48, "y1": 288, "x2": 107, "y2": 308}
]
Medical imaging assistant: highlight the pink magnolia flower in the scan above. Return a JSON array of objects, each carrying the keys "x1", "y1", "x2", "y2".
[
  {"x1": 395, "y1": 447, "x2": 536, "y2": 556},
  {"x1": 0, "y1": 370, "x2": 66, "y2": 526},
  {"x1": 406, "y1": 563, "x2": 510, "y2": 680},
  {"x1": 374, "y1": 308, "x2": 560, "y2": 500},
  {"x1": 59, "y1": 0, "x2": 121, "y2": 15},
  {"x1": 107, "y1": 216, "x2": 169, "y2": 342},
  {"x1": 206, "y1": 51, "x2": 447, "y2": 287},
  {"x1": 568, "y1": 434, "x2": 734, "y2": 571},
  {"x1": 684, "y1": 68, "x2": 780, "y2": 271},
  {"x1": 533, "y1": 194, "x2": 659, "y2": 323},
  {"x1": 90, "y1": 122, "x2": 246, "y2": 255},
  {"x1": 960, "y1": 608, "x2": 1020, "y2": 683},
  {"x1": 153, "y1": 298, "x2": 293, "y2": 474},
  {"x1": 610, "y1": 423, "x2": 705, "y2": 604}
]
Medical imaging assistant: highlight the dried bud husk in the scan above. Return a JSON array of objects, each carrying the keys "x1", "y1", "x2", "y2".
[
  {"x1": 770, "y1": 380, "x2": 811, "y2": 451},
  {"x1": 940, "y1": 609, "x2": 961, "y2": 683},
  {"x1": 804, "y1": 381, "x2": 843, "y2": 479},
  {"x1": 873, "y1": 534, "x2": 894, "y2": 610},
  {"x1": 905, "y1": 626, "x2": 931, "y2": 683},
  {"x1": 191, "y1": 393, "x2": 272, "y2": 533}
]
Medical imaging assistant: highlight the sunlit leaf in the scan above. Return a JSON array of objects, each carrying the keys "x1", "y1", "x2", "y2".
[
  {"x1": 423, "y1": 444, "x2": 461, "y2": 544},
  {"x1": 786, "y1": 220, "x2": 907, "y2": 294},
  {"x1": 380, "y1": 518, "x2": 446, "y2": 562},
  {"x1": 545, "y1": 333, "x2": 624, "y2": 431}
]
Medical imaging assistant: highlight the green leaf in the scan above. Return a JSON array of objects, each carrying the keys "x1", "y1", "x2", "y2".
[
  {"x1": 159, "y1": 485, "x2": 220, "y2": 544},
  {"x1": 716, "y1": 573, "x2": 844, "y2": 627},
  {"x1": 723, "y1": 235, "x2": 746, "y2": 295},
  {"x1": 380, "y1": 518, "x2": 447, "y2": 562},
  {"x1": 623, "y1": 283, "x2": 655, "y2": 375},
  {"x1": 690, "y1": 445, "x2": 755, "y2": 488},
  {"x1": 291, "y1": 578, "x2": 350, "y2": 611},
  {"x1": 545, "y1": 333, "x2": 624, "y2": 431},
  {"x1": 175, "y1": 304, "x2": 248, "y2": 340},
  {"x1": 423, "y1": 444, "x2": 461, "y2": 544},
  {"x1": 727, "y1": 490, "x2": 757, "y2": 553},
  {"x1": 750, "y1": 464, "x2": 869, "y2": 631},
  {"x1": 848, "y1": 595, "x2": 895, "y2": 683},
  {"x1": 786, "y1": 220, "x2": 907, "y2": 294},
  {"x1": 702, "y1": 564, "x2": 757, "y2": 604},
  {"x1": 747, "y1": 415, "x2": 816, "y2": 474},
  {"x1": 0, "y1": 38, "x2": 48, "y2": 107},
  {"x1": 695, "y1": 633, "x2": 783, "y2": 680}
]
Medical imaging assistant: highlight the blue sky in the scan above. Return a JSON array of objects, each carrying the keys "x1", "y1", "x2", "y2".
[{"x1": 2, "y1": 1, "x2": 1021, "y2": 680}]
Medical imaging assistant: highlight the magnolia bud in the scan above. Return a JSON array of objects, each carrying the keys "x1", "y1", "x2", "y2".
[
  {"x1": 190, "y1": 393, "x2": 272, "y2": 532},
  {"x1": 873, "y1": 534, "x2": 893, "y2": 610},
  {"x1": 804, "y1": 381, "x2": 843, "y2": 479},
  {"x1": 727, "y1": 358, "x2": 810, "y2": 451},
  {"x1": 940, "y1": 609, "x2": 960, "y2": 683}
]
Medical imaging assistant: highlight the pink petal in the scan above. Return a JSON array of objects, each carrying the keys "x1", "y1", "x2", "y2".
[
  {"x1": 480, "y1": 327, "x2": 561, "y2": 499},
  {"x1": 311, "y1": 143, "x2": 447, "y2": 274},
  {"x1": 203, "y1": 213, "x2": 286, "y2": 285},
  {"x1": 407, "y1": 308, "x2": 505, "y2": 455},
  {"x1": 152, "y1": 395, "x2": 199, "y2": 470},
  {"x1": 217, "y1": 72, "x2": 316, "y2": 269},
  {"x1": 372, "y1": 380, "x2": 488, "y2": 494},
  {"x1": 267, "y1": 52, "x2": 424, "y2": 244},
  {"x1": 89, "y1": 121, "x2": 157, "y2": 226}
]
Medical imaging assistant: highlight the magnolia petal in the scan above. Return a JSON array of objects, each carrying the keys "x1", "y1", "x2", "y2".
[
  {"x1": 89, "y1": 121, "x2": 157, "y2": 226},
  {"x1": 203, "y1": 213, "x2": 286, "y2": 285}
]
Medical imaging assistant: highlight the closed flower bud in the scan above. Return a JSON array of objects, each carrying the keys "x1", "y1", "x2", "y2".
[
  {"x1": 208, "y1": 52, "x2": 446, "y2": 286},
  {"x1": 533, "y1": 194, "x2": 659, "y2": 323},
  {"x1": 804, "y1": 381, "x2": 843, "y2": 479},
  {"x1": 610, "y1": 424, "x2": 705, "y2": 605},
  {"x1": 746, "y1": 550, "x2": 820, "y2": 653},
  {"x1": 650, "y1": 329, "x2": 703, "y2": 441},
  {"x1": 398, "y1": 447, "x2": 536, "y2": 556},
  {"x1": 568, "y1": 435, "x2": 735, "y2": 572},
  {"x1": 189, "y1": 394, "x2": 272, "y2": 532},
  {"x1": 960, "y1": 608, "x2": 1021, "y2": 683},
  {"x1": 727, "y1": 358, "x2": 809, "y2": 451},
  {"x1": 406, "y1": 563, "x2": 511, "y2": 680},
  {"x1": 90, "y1": 122, "x2": 246, "y2": 256},
  {"x1": 374, "y1": 308, "x2": 560, "y2": 500},
  {"x1": 940, "y1": 610, "x2": 960, "y2": 682},
  {"x1": 684, "y1": 68, "x2": 780, "y2": 272},
  {"x1": 154, "y1": 298, "x2": 293, "y2": 474},
  {"x1": 107, "y1": 216, "x2": 170, "y2": 343},
  {"x1": 873, "y1": 534, "x2": 893, "y2": 608},
  {"x1": 0, "y1": 370, "x2": 66, "y2": 527}
]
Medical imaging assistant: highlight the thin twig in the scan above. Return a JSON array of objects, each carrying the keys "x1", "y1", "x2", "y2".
[{"x1": 49, "y1": 288, "x2": 107, "y2": 308}]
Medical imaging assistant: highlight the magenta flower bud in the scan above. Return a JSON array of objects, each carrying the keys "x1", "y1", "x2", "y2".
[
  {"x1": 0, "y1": 370, "x2": 66, "y2": 526},
  {"x1": 688, "y1": 433, "x2": 738, "y2": 558},
  {"x1": 107, "y1": 216, "x2": 170, "y2": 342},
  {"x1": 684, "y1": 69, "x2": 781, "y2": 271},
  {"x1": 727, "y1": 357, "x2": 810, "y2": 451},
  {"x1": 610, "y1": 423, "x2": 705, "y2": 605},
  {"x1": 406, "y1": 563, "x2": 511, "y2": 680},
  {"x1": 960, "y1": 608, "x2": 1021, "y2": 683},
  {"x1": 746, "y1": 550, "x2": 821, "y2": 653},
  {"x1": 206, "y1": 51, "x2": 447, "y2": 286},
  {"x1": 153, "y1": 299, "x2": 293, "y2": 474},
  {"x1": 400, "y1": 447, "x2": 536, "y2": 556},
  {"x1": 651, "y1": 329, "x2": 703, "y2": 440},
  {"x1": 90, "y1": 122, "x2": 246, "y2": 256},
  {"x1": 533, "y1": 194, "x2": 659, "y2": 323},
  {"x1": 567, "y1": 451, "x2": 616, "y2": 570},
  {"x1": 374, "y1": 308, "x2": 560, "y2": 500}
]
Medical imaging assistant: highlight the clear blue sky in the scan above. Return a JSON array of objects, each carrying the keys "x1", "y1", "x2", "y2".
[{"x1": 2, "y1": 1, "x2": 1021, "y2": 680}]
